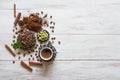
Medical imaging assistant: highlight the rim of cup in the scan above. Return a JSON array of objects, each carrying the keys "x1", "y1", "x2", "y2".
[{"x1": 39, "y1": 47, "x2": 53, "y2": 61}]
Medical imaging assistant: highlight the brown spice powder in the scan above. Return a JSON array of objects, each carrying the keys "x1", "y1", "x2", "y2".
[{"x1": 18, "y1": 13, "x2": 43, "y2": 32}]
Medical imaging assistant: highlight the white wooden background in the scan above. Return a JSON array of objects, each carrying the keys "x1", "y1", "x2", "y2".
[{"x1": 0, "y1": 0, "x2": 120, "y2": 80}]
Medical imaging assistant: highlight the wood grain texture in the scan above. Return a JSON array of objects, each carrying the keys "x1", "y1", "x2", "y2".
[
  {"x1": 0, "y1": 0, "x2": 120, "y2": 80},
  {"x1": 0, "y1": 61, "x2": 120, "y2": 80},
  {"x1": 1, "y1": 0, "x2": 120, "y2": 34},
  {"x1": 1, "y1": 34, "x2": 120, "y2": 60}
]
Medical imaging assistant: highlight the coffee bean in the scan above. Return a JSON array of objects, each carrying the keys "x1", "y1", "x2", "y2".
[
  {"x1": 36, "y1": 44, "x2": 38, "y2": 47},
  {"x1": 13, "y1": 35, "x2": 16, "y2": 38},
  {"x1": 50, "y1": 26, "x2": 52, "y2": 29},
  {"x1": 28, "y1": 58, "x2": 31, "y2": 61},
  {"x1": 36, "y1": 56, "x2": 38, "y2": 58},
  {"x1": 52, "y1": 41, "x2": 54, "y2": 44},
  {"x1": 28, "y1": 50, "x2": 31, "y2": 54},
  {"x1": 54, "y1": 37, "x2": 56, "y2": 40},
  {"x1": 37, "y1": 59, "x2": 40, "y2": 61},
  {"x1": 36, "y1": 13, "x2": 39, "y2": 15},
  {"x1": 18, "y1": 52, "x2": 21, "y2": 55},
  {"x1": 51, "y1": 37, "x2": 54, "y2": 40},
  {"x1": 58, "y1": 41, "x2": 61, "y2": 45},
  {"x1": 32, "y1": 57, "x2": 34, "y2": 60},
  {"x1": 50, "y1": 16, "x2": 52, "y2": 18},
  {"x1": 15, "y1": 27, "x2": 17, "y2": 30},
  {"x1": 15, "y1": 32, "x2": 18, "y2": 35},
  {"x1": 13, "y1": 29, "x2": 15, "y2": 32},
  {"x1": 52, "y1": 30, "x2": 54, "y2": 33},
  {"x1": 52, "y1": 27, "x2": 54, "y2": 29},
  {"x1": 53, "y1": 22, "x2": 55, "y2": 25},
  {"x1": 11, "y1": 43, "x2": 13, "y2": 46},
  {"x1": 50, "y1": 21, "x2": 53, "y2": 24},
  {"x1": 13, "y1": 40, "x2": 15, "y2": 43},
  {"x1": 48, "y1": 41, "x2": 52, "y2": 45},
  {"x1": 23, "y1": 54, "x2": 26, "y2": 57},
  {"x1": 41, "y1": 11, "x2": 43, "y2": 14},
  {"x1": 35, "y1": 46, "x2": 37, "y2": 49},
  {"x1": 30, "y1": 55, "x2": 32, "y2": 57},
  {"x1": 35, "y1": 53, "x2": 37, "y2": 56},
  {"x1": 13, "y1": 61, "x2": 15, "y2": 64},
  {"x1": 32, "y1": 50, "x2": 34, "y2": 52},
  {"x1": 35, "y1": 50, "x2": 38, "y2": 53},
  {"x1": 18, "y1": 56, "x2": 21, "y2": 60}
]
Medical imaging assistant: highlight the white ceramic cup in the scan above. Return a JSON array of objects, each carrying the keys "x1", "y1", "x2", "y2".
[{"x1": 39, "y1": 47, "x2": 53, "y2": 61}]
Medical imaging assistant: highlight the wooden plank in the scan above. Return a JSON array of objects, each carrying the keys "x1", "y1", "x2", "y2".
[
  {"x1": 0, "y1": 0, "x2": 120, "y2": 34},
  {"x1": 1, "y1": 0, "x2": 120, "y2": 10},
  {"x1": 0, "y1": 61, "x2": 120, "y2": 80},
  {"x1": 1, "y1": 34, "x2": 120, "y2": 60},
  {"x1": 0, "y1": 0, "x2": 120, "y2": 80}
]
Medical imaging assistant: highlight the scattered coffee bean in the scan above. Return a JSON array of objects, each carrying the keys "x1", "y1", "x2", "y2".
[
  {"x1": 52, "y1": 41, "x2": 54, "y2": 44},
  {"x1": 15, "y1": 32, "x2": 18, "y2": 35},
  {"x1": 48, "y1": 41, "x2": 52, "y2": 45},
  {"x1": 52, "y1": 27, "x2": 54, "y2": 29},
  {"x1": 52, "y1": 30, "x2": 54, "y2": 33},
  {"x1": 15, "y1": 27, "x2": 17, "y2": 30},
  {"x1": 28, "y1": 58, "x2": 31, "y2": 61},
  {"x1": 50, "y1": 21, "x2": 53, "y2": 24},
  {"x1": 40, "y1": 45, "x2": 42, "y2": 48},
  {"x1": 32, "y1": 50, "x2": 34, "y2": 52},
  {"x1": 51, "y1": 37, "x2": 54, "y2": 40},
  {"x1": 58, "y1": 41, "x2": 61, "y2": 45},
  {"x1": 28, "y1": 50, "x2": 31, "y2": 54},
  {"x1": 13, "y1": 29, "x2": 15, "y2": 32},
  {"x1": 18, "y1": 56, "x2": 21, "y2": 60},
  {"x1": 50, "y1": 16, "x2": 52, "y2": 18},
  {"x1": 41, "y1": 11, "x2": 43, "y2": 14},
  {"x1": 36, "y1": 44, "x2": 38, "y2": 47},
  {"x1": 36, "y1": 56, "x2": 38, "y2": 58},
  {"x1": 11, "y1": 43, "x2": 13, "y2": 46},
  {"x1": 37, "y1": 59, "x2": 40, "y2": 61},
  {"x1": 35, "y1": 53, "x2": 37, "y2": 56},
  {"x1": 35, "y1": 46, "x2": 37, "y2": 49},
  {"x1": 36, "y1": 13, "x2": 39, "y2": 15},
  {"x1": 54, "y1": 37, "x2": 56, "y2": 40},
  {"x1": 30, "y1": 55, "x2": 32, "y2": 57},
  {"x1": 13, "y1": 61, "x2": 15, "y2": 64},
  {"x1": 35, "y1": 50, "x2": 38, "y2": 53},
  {"x1": 13, "y1": 35, "x2": 16, "y2": 38},
  {"x1": 18, "y1": 52, "x2": 20, "y2": 55},
  {"x1": 23, "y1": 54, "x2": 26, "y2": 57},
  {"x1": 32, "y1": 57, "x2": 34, "y2": 60},
  {"x1": 53, "y1": 22, "x2": 55, "y2": 25},
  {"x1": 13, "y1": 40, "x2": 15, "y2": 43}
]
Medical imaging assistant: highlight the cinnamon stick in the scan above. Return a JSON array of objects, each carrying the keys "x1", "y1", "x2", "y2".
[
  {"x1": 14, "y1": 12, "x2": 21, "y2": 26},
  {"x1": 21, "y1": 60, "x2": 33, "y2": 72},
  {"x1": 29, "y1": 61, "x2": 42, "y2": 66},
  {"x1": 14, "y1": 4, "x2": 16, "y2": 18},
  {"x1": 5, "y1": 44, "x2": 16, "y2": 57}
]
